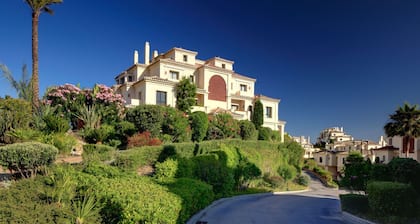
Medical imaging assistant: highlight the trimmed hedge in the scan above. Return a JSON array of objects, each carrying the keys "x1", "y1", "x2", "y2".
[
  {"x1": 367, "y1": 181, "x2": 417, "y2": 217},
  {"x1": 0, "y1": 142, "x2": 58, "y2": 178},
  {"x1": 340, "y1": 194, "x2": 369, "y2": 214}
]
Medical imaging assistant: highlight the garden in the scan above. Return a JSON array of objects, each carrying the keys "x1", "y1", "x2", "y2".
[{"x1": 0, "y1": 83, "x2": 308, "y2": 223}]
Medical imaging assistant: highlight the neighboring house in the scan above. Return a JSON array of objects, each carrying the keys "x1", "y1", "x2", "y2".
[
  {"x1": 317, "y1": 127, "x2": 353, "y2": 145},
  {"x1": 371, "y1": 146, "x2": 399, "y2": 163},
  {"x1": 114, "y1": 42, "x2": 286, "y2": 142},
  {"x1": 386, "y1": 136, "x2": 420, "y2": 162},
  {"x1": 292, "y1": 136, "x2": 320, "y2": 158}
]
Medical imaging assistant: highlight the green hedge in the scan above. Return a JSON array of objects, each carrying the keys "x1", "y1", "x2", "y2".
[
  {"x1": 340, "y1": 194, "x2": 369, "y2": 214},
  {"x1": 0, "y1": 142, "x2": 58, "y2": 178},
  {"x1": 367, "y1": 181, "x2": 417, "y2": 217}
]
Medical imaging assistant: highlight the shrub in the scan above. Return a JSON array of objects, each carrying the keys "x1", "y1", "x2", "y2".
[
  {"x1": 341, "y1": 152, "x2": 371, "y2": 191},
  {"x1": 190, "y1": 111, "x2": 208, "y2": 142},
  {"x1": 388, "y1": 158, "x2": 420, "y2": 188},
  {"x1": 0, "y1": 98, "x2": 31, "y2": 143},
  {"x1": 208, "y1": 113, "x2": 239, "y2": 138},
  {"x1": 271, "y1": 130, "x2": 281, "y2": 142},
  {"x1": 205, "y1": 124, "x2": 225, "y2": 140},
  {"x1": 370, "y1": 164, "x2": 392, "y2": 181},
  {"x1": 5, "y1": 128, "x2": 43, "y2": 143},
  {"x1": 263, "y1": 173, "x2": 284, "y2": 188},
  {"x1": 82, "y1": 124, "x2": 115, "y2": 144},
  {"x1": 235, "y1": 160, "x2": 261, "y2": 189},
  {"x1": 159, "y1": 178, "x2": 214, "y2": 223},
  {"x1": 239, "y1": 120, "x2": 257, "y2": 140},
  {"x1": 0, "y1": 142, "x2": 58, "y2": 178},
  {"x1": 367, "y1": 181, "x2": 417, "y2": 217},
  {"x1": 82, "y1": 161, "x2": 123, "y2": 178},
  {"x1": 125, "y1": 105, "x2": 165, "y2": 137},
  {"x1": 258, "y1": 127, "x2": 272, "y2": 140},
  {"x1": 278, "y1": 164, "x2": 297, "y2": 186},
  {"x1": 295, "y1": 174, "x2": 309, "y2": 186},
  {"x1": 161, "y1": 107, "x2": 190, "y2": 143},
  {"x1": 42, "y1": 114, "x2": 70, "y2": 133},
  {"x1": 49, "y1": 132, "x2": 78, "y2": 154},
  {"x1": 251, "y1": 99, "x2": 263, "y2": 129},
  {"x1": 155, "y1": 158, "x2": 179, "y2": 179},
  {"x1": 82, "y1": 144, "x2": 116, "y2": 162},
  {"x1": 340, "y1": 194, "x2": 369, "y2": 214},
  {"x1": 127, "y1": 131, "x2": 162, "y2": 148}
]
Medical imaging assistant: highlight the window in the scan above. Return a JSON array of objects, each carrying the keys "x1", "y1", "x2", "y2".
[
  {"x1": 128, "y1": 76, "x2": 133, "y2": 82},
  {"x1": 189, "y1": 75, "x2": 194, "y2": 82},
  {"x1": 388, "y1": 138, "x2": 393, "y2": 145},
  {"x1": 266, "y1": 106, "x2": 272, "y2": 118},
  {"x1": 183, "y1": 55, "x2": 188, "y2": 62},
  {"x1": 170, "y1": 71, "x2": 179, "y2": 80},
  {"x1": 222, "y1": 63, "x2": 226, "y2": 69},
  {"x1": 240, "y1": 84, "x2": 247, "y2": 92},
  {"x1": 319, "y1": 157, "x2": 323, "y2": 163},
  {"x1": 382, "y1": 155, "x2": 386, "y2": 162},
  {"x1": 120, "y1": 78, "x2": 124, "y2": 84},
  {"x1": 231, "y1": 104, "x2": 239, "y2": 111},
  {"x1": 342, "y1": 158, "x2": 345, "y2": 164},
  {"x1": 156, "y1": 91, "x2": 167, "y2": 105}
]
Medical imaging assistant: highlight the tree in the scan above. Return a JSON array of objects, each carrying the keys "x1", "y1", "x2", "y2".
[
  {"x1": 252, "y1": 99, "x2": 263, "y2": 129},
  {"x1": 384, "y1": 103, "x2": 420, "y2": 158},
  {"x1": 175, "y1": 77, "x2": 196, "y2": 114},
  {"x1": 25, "y1": 0, "x2": 62, "y2": 110},
  {"x1": 190, "y1": 111, "x2": 208, "y2": 142},
  {"x1": 0, "y1": 64, "x2": 32, "y2": 101}
]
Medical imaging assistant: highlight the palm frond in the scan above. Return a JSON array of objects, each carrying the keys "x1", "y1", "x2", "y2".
[{"x1": 0, "y1": 64, "x2": 19, "y2": 90}]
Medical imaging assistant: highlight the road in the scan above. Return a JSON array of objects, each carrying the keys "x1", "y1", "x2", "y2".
[{"x1": 188, "y1": 172, "x2": 344, "y2": 224}]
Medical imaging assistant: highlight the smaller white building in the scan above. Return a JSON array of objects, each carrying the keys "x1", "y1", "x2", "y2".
[{"x1": 292, "y1": 136, "x2": 320, "y2": 158}]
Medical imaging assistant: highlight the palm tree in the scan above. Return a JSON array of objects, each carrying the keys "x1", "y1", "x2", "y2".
[
  {"x1": 25, "y1": 0, "x2": 62, "y2": 110},
  {"x1": 384, "y1": 103, "x2": 420, "y2": 158},
  {"x1": 0, "y1": 64, "x2": 33, "y2": 101}
]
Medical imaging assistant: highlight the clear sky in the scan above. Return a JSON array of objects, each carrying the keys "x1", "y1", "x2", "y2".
[{"x1": 1, "y1": 0, "x2": 419, "y2": 143}]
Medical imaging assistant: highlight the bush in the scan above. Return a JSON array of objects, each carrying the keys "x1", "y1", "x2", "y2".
[
  {"x1": 205, "y1": 124, "x2": 225, "y2": 140},
  {"x1": 83, "y1": 161, "x2": 123, "y2": 178},
  {"x1": 127, "y1": 131, "x2": 162, "y2": 148},
  {"x1": 295, "y1": 174, "x2": 309, "y2": 186},
  {"x1": 159, "y1": 178, "x2": 214, "y2": 223},
  {"x1": 263, "y1": 173, "x2": 284, "y2": 188},
  {"x1": 208, "y1": 113, "x2": 239, "y2": 138},
  {"x1": 239, "y1": 120, "x2": 257, "y2": 140},
  {"x1": 0, "y1": 98, "x2": 31, "y2": 144},
  {"x1": 271, "y1": 130, "x2": 281, "y2": 141},
  {"x1": 388, "y1": 158, "x2": 420, "y2": 189},
  {"x1": 190, "y1": 111, "x2": 208, "y2": 142},
  {"x1": 258, "y1": 127, "x2": 272, "y2": 140},
  {"x1": 125, "y1": 105, "x2": 165, "y2": 137},
  {"x1": 161, "y1": 107, "x2": 191, "y2": 143},
  {"x1": 370, "y1": 164, "x2": 392, "y2": 182},
  {"x1": 49, "y1": 133, "x2": 77, "y2": 154},
  {"x1": 5, "y1": 128, "x2": 43, "y2": 143},
  {"x1": 235, "y1": 160, "x2": 261, "y2": 189},
  {"x1": 367, "y1": 181, "x2": 417, "y2": 217},
  {"x1": 82, "y1": 144, "x2": 116, "y2": 162},
  {"x1": 340, "y1": 194, "x2": 369, "y2": 214},
  {"x1": 0, "y1": 142, "x2": 58, "y2": 178},
  {"x1": 278, "y1": 164, "x2": 297, "y2": 184},
  {"x1": 155, "y1": 158, "x2": 178, "y2": 179},
  {"x1": 42, "y1": 114, "x2": 70, "y2": 133}
]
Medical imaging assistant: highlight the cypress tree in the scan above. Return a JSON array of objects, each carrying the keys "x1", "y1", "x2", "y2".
[{"x1": 252, "y1": 99, "x2": 263, "y2": 129}]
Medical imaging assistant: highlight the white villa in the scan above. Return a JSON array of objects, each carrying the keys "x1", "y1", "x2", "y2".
[{"x1": 114, "y1": 42, "x2": 286, "y2": 142}]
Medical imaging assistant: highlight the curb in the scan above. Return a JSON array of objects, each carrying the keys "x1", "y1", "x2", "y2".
[{"x1": 186, "y1": 189, "x2": 310, "y2": 224}]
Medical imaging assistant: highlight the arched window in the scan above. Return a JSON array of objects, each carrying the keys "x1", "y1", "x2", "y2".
[{"x1": 208, "y1": 75, "x2": 226, "y2": 101}]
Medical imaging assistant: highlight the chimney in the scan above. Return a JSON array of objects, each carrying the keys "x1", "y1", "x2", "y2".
[
  {"x1": 144, "y1": 41, "x2": 150, "y2": 65},
  {"x1": 134, "y1": 50, "x2": 138, "y2": 64},
  {"x1": 153, "y1": 50, "x2": 158, "y2": 58}
]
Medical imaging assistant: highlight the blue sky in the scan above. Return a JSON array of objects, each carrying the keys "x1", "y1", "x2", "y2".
[{"x1": 1, "y1": 0, "x2": 420, "y2": 143}]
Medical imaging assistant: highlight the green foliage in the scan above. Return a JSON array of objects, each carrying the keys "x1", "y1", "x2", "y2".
[
  {"x1": 72, "y1": 193, "x2": 101, "y2": 224},
  {"x1": 0, "y1": 142, "x2": 58, "y2": 178},
  {"x1": 49, "y1": 132, "x2": 78, "y2": 154},
  {"x1": 252, "y1": 99, "x2": 263, "y2": 129},
  {"x1": 208, "y1": 113, "x2": 239, "y2": 138},
  {"x1": 370, "y1": 164, "x2": 392, "y2": 182},
  {"x1": 82, "y1": 161, "x2": 123, "y2": 178},
  {"x1": 278, "y1": 164, "x2": 297, "y2": 182},
  {"x1": 95, "y1": 177, "x2": 182, "y2": 224},
  {"x1": 205, "y1": 124, "x2": 225, "y2": 140},
  {"x1": 42, "y1": 114, "x2": 70, "y2": 133},
  {"x1": 258, "y1": 126, "x2": 272, "y2": 140},
  {"x1": 0, "y1": 64, "x2": 32, "y2": 102},
  {"x1": 235, "y1": 160, "x2": 261, "y2": 189},
  {"x1": 190, "y1": 111, "x2": 208, "y2": 142},
  {"x1": 75, "y1": 104, "x2": 102, "y2": 129},
  {"x1": 125, "y1": 104, "x2": 165, "y2": 137},
  {"x1": 82, "y1": 144, "x2": 116, "y2": 162},
  {"x1": 340, "y1": 194, "x2": 370, "y2": 214},
  {"x1": 5, "y1": 128, "x2": 43, "y2": 143},
  {"x1": 0, "y1": 98, "x2": 31, "y2": 143},
  {"x1": 367, "y1": 181, "x2": 417, "y2": 217},
  {"x1": 263, "y1": 173, "x2": 284, "y2": 188},
  {"x1": 159, "y1": 178, "x2": 214, "y2": 223},
  {"x1": 155, "y1": 158, "x2": 179, "y2": 179},
  {"x1": 161, "y1": 107, "x2": 190, "y2": 142},
  {"x1": 239, "y1": 120, "x2": 257, "y2": 140},
  {"x1": 388, "y1": 158, "x2": 420, "y2": 187},
  {"x1": 295, "y1": 174, "x2": 310, "y2": 186},
  {"x1": 341, "y1": 152, "x2": 371, "y2": 191},
  {"x1": 175, "y1": 77, "x2": 197, "y2": 114},
  {"x1": 82, "y1": 124, "x2": 115, "y2": 144}
]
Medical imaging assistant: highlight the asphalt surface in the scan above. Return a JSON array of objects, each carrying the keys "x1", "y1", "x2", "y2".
[{"x1": 188, "y1": 172, "x2": 344, "y2": 224}]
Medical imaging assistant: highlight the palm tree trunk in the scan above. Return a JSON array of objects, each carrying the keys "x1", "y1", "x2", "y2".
[
  {"x1": 32, "y1": 11, "x2": 40, "y2": 111},
  {"x1": 406, "y1": 137, "x2": 410, "y2": 158}
]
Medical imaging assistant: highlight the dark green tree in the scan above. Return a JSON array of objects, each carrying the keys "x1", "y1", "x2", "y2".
[
  {"x1": 384, "y1": 103, "x2": 420, "y2": 158},
  {"x1": 175, "y1": 77, "x2": 197, "y2": 114},
  {"x1": 0, "y1": 64, "x2": 32, "y2": 102},
  {"x1": 25, "y1": 0, "x2": 63, "y2": 110},
  {"x1": 342, "y1": 152, "x2": 371, "y2": 192},
  {"x1": 190, "y1": 111, "x2": 208, "y2": 142},
  {"x1": 252, "y1": 99, "x2": 263, "y2": 129}
]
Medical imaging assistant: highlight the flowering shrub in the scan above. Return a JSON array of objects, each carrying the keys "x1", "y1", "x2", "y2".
[
  {"x1": 45, "y1": 83, "x2": 125, "y2": 128},
  {"x1": 127, "y1": 132, "x2": 162, "y2": 148}
]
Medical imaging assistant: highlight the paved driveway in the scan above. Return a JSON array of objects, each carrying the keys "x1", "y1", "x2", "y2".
[{"x1": 188, "y1": 172, "x2": 344, "y2": 224}]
